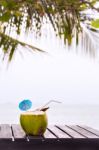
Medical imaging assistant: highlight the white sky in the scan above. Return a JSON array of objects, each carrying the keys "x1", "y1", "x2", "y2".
[
  {"x1": 0, "y1": 36, "x2": 99, "y2": 106},
  {"x1": 0, "y1": 14, "x2": 99, "y2": 106}
]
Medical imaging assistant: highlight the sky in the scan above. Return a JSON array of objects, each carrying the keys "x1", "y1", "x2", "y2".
[
  {"x1": 0, "y1": 31, "x2": 99, "y2": 106},
  {"x1": 0, "y1": 11, "x2": 99, "y2": 106}
]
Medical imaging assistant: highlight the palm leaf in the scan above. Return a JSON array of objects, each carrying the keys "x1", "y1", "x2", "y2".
[
  {"x1": 79, "y1": 23, "x2": 99, "y2": 57},
  {"x1": 0, "y1": 0, "x2": 98, "y2": 61},
  {"x1": 0, "y1": 32, "x2": 44, "y2": 61}
]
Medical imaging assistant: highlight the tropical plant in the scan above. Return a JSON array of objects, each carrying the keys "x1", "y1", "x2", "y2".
[{"x1": 0, "y1": 0, "x2": 99, "y2": 61}]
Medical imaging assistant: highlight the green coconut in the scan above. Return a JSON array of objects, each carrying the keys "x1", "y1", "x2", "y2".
[{"x1": 20, "y1": 110, "x2": 48, "y2": 135}]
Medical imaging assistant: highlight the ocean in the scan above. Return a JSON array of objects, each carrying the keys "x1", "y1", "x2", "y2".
[{"x1": 0, "y1": 102, "x2": 99, "y2": 130}]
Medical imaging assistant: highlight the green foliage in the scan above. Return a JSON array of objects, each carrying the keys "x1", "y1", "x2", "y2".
[
  {"x1": 0, "y1": 0, "x2": 98, "y2": 61},
  {"x1": 91, "y1": 19, "x2": 99, "y2": 28}
]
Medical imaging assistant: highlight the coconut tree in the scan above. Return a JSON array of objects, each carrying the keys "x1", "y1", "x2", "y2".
[{"x1": 0, "y1": 0, "x2": 99, "y2": 61}]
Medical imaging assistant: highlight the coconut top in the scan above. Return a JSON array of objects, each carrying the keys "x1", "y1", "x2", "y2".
[{"x1": 21, "y1": 110, "x2": 45, "y2": 115}]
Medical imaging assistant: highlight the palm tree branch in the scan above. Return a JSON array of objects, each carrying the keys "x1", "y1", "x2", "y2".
[{"x1": 0, "y1": 31, "x2": 45, "y2": 61}]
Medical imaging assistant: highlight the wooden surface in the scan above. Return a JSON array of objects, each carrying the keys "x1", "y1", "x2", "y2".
[{"x1": 0, "y1": 124, "x2": 99, "y2": 150}]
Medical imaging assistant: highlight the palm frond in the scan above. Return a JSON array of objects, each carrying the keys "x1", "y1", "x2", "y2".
[
  {"x1": 0, "y1": 0, "x2": 99, "y2": 61},
  {"x1": 79, "y1": 23, "x2": 99, "y2": 57},
  {"x1": 0, "y1": 32, "x2": 44, "y2": 61}
]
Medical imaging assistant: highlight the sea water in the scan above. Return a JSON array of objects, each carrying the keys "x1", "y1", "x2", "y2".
[{"x1": 0, "y1": 102, "x2": 99, "y2": 130}]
